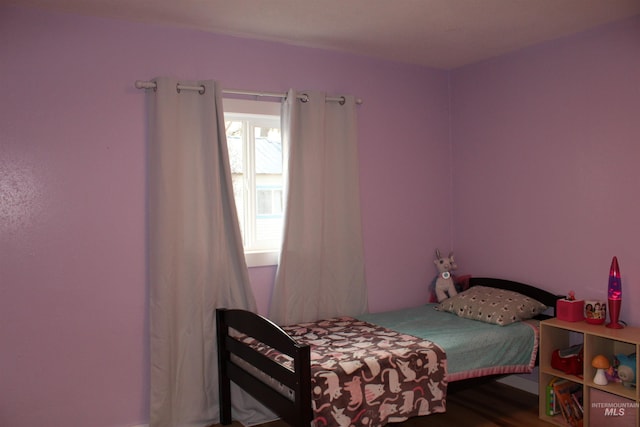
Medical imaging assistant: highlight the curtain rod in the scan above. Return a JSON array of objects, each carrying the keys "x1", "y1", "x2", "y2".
[{"x1": 134, "y1": 80, "x2": 362, "y2": 105}]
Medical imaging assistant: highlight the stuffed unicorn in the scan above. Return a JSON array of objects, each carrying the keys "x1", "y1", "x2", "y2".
[{"x1": 433, "y1": 249, "x2": 458, "y2": 302}]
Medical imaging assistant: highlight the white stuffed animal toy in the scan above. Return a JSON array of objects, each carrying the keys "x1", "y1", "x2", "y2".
[{"x1": 434, "y1": 249, "x2": 458, "y2": 302}]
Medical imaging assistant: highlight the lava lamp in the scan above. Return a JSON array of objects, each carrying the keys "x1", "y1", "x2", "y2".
[{"x1": 606, "y1": 256, "x2": 624, "y2": 329}]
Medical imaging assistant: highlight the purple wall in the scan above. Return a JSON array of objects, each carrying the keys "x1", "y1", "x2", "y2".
[
  {"x1": 451, "y1": 17, "x2": 640, "y2": 323},
  {"x1": 3, "y1": 5, "x2": 638, "y2": 427},
  {"x1": 1, "y1": 6, "x2": 449, "y2": 426}
]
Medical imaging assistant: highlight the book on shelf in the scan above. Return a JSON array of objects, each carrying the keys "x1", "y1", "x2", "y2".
[
  {"x1": 571, "y1": 388, "x2": 584, "y2": 417},
  {"x1": 546, "y1": 377, "x2": 561, "y2": 416},
  {"x1": 552, "y1": 378, "x2": 583, "y2": 427}
]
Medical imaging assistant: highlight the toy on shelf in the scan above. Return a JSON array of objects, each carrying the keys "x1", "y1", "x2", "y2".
[
  {"x1": 551, "y1": 344, "x2": 583, "y2": 375},
  {"x1": 615, "y1": 353, "x2": 636, "y2": 388},
  {"x1": 557, "y1": 291, "x2": 584, "y2": 322},
  {"x1": 592, "y1": 355, "x2": 610, "y2": 385}
]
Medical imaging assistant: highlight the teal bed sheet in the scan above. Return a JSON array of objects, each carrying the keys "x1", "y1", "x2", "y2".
[{"x1": 358, "y1": 303, "x2": 538, "y2": 382}]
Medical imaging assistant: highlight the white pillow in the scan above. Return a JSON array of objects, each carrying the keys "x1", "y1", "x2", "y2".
[{"x1": 436, "y1": 286, "x2": 547, "y2": 326}]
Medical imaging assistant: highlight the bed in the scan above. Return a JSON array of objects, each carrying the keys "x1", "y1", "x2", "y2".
[{"x1": 216, "y1": 277, "x2": 562, "y2": 426}]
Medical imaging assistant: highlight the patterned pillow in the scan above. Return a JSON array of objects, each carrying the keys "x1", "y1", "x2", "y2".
[{"x1": 436, "y1": 286, "x2": 547, "y2": 326}]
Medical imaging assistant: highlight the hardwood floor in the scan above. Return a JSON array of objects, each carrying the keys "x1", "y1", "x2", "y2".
[{"x1": 211, "y1": 381, "x2": 555, "y2": 427}]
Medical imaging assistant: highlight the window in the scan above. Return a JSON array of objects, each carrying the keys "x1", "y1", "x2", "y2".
[{"x1": 223, "y1": 99, "x2": 284, "y2": 266}]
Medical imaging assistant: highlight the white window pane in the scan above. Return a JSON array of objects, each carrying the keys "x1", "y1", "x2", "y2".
[
  {"x1": 257, "y1": 189, "x2": 272, "y2": 215},
  {"x1": 254, "y1": 126, "x2": 282, "y2": 174},
  {"x1": 225, "y1": 120, "x2": 244, "y2": 173},
  {"x1": 274, "y1": 190, "x2": 283, "y2": 214},
  {"x1": 256, "y1": 217, "x2": 283, "y2": 242}
]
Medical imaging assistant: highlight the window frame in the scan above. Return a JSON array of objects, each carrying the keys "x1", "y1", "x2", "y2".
[{"x1": 223, "y1": 98, "x2": 284, "y2": 267}]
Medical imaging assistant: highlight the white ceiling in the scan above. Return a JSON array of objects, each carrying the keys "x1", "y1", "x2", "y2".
[{"x1": 9, "y1": 0, "x2": 640, "y2": 69}]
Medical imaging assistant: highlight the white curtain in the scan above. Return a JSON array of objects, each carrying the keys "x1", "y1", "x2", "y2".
[
  {"x1": 147, "y1": 77, "x2": 274, "y2": 427},
  {"x1": 269, "y1": 90, "x2": 368, "y2": 325}
]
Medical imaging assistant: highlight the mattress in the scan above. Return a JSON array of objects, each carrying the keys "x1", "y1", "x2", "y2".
[{"x1": 358, "y1": 303, "x2": 539, "y2": 381}]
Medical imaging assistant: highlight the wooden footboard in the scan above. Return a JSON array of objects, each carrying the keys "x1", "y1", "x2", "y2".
[{"x1": 216, "y1": 308, "x2": 312, "y2": 426}]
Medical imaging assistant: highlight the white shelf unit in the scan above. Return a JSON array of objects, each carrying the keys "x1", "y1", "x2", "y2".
[{"x1": 539, "y1": 318, "x2": 640, "y2": 427}]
